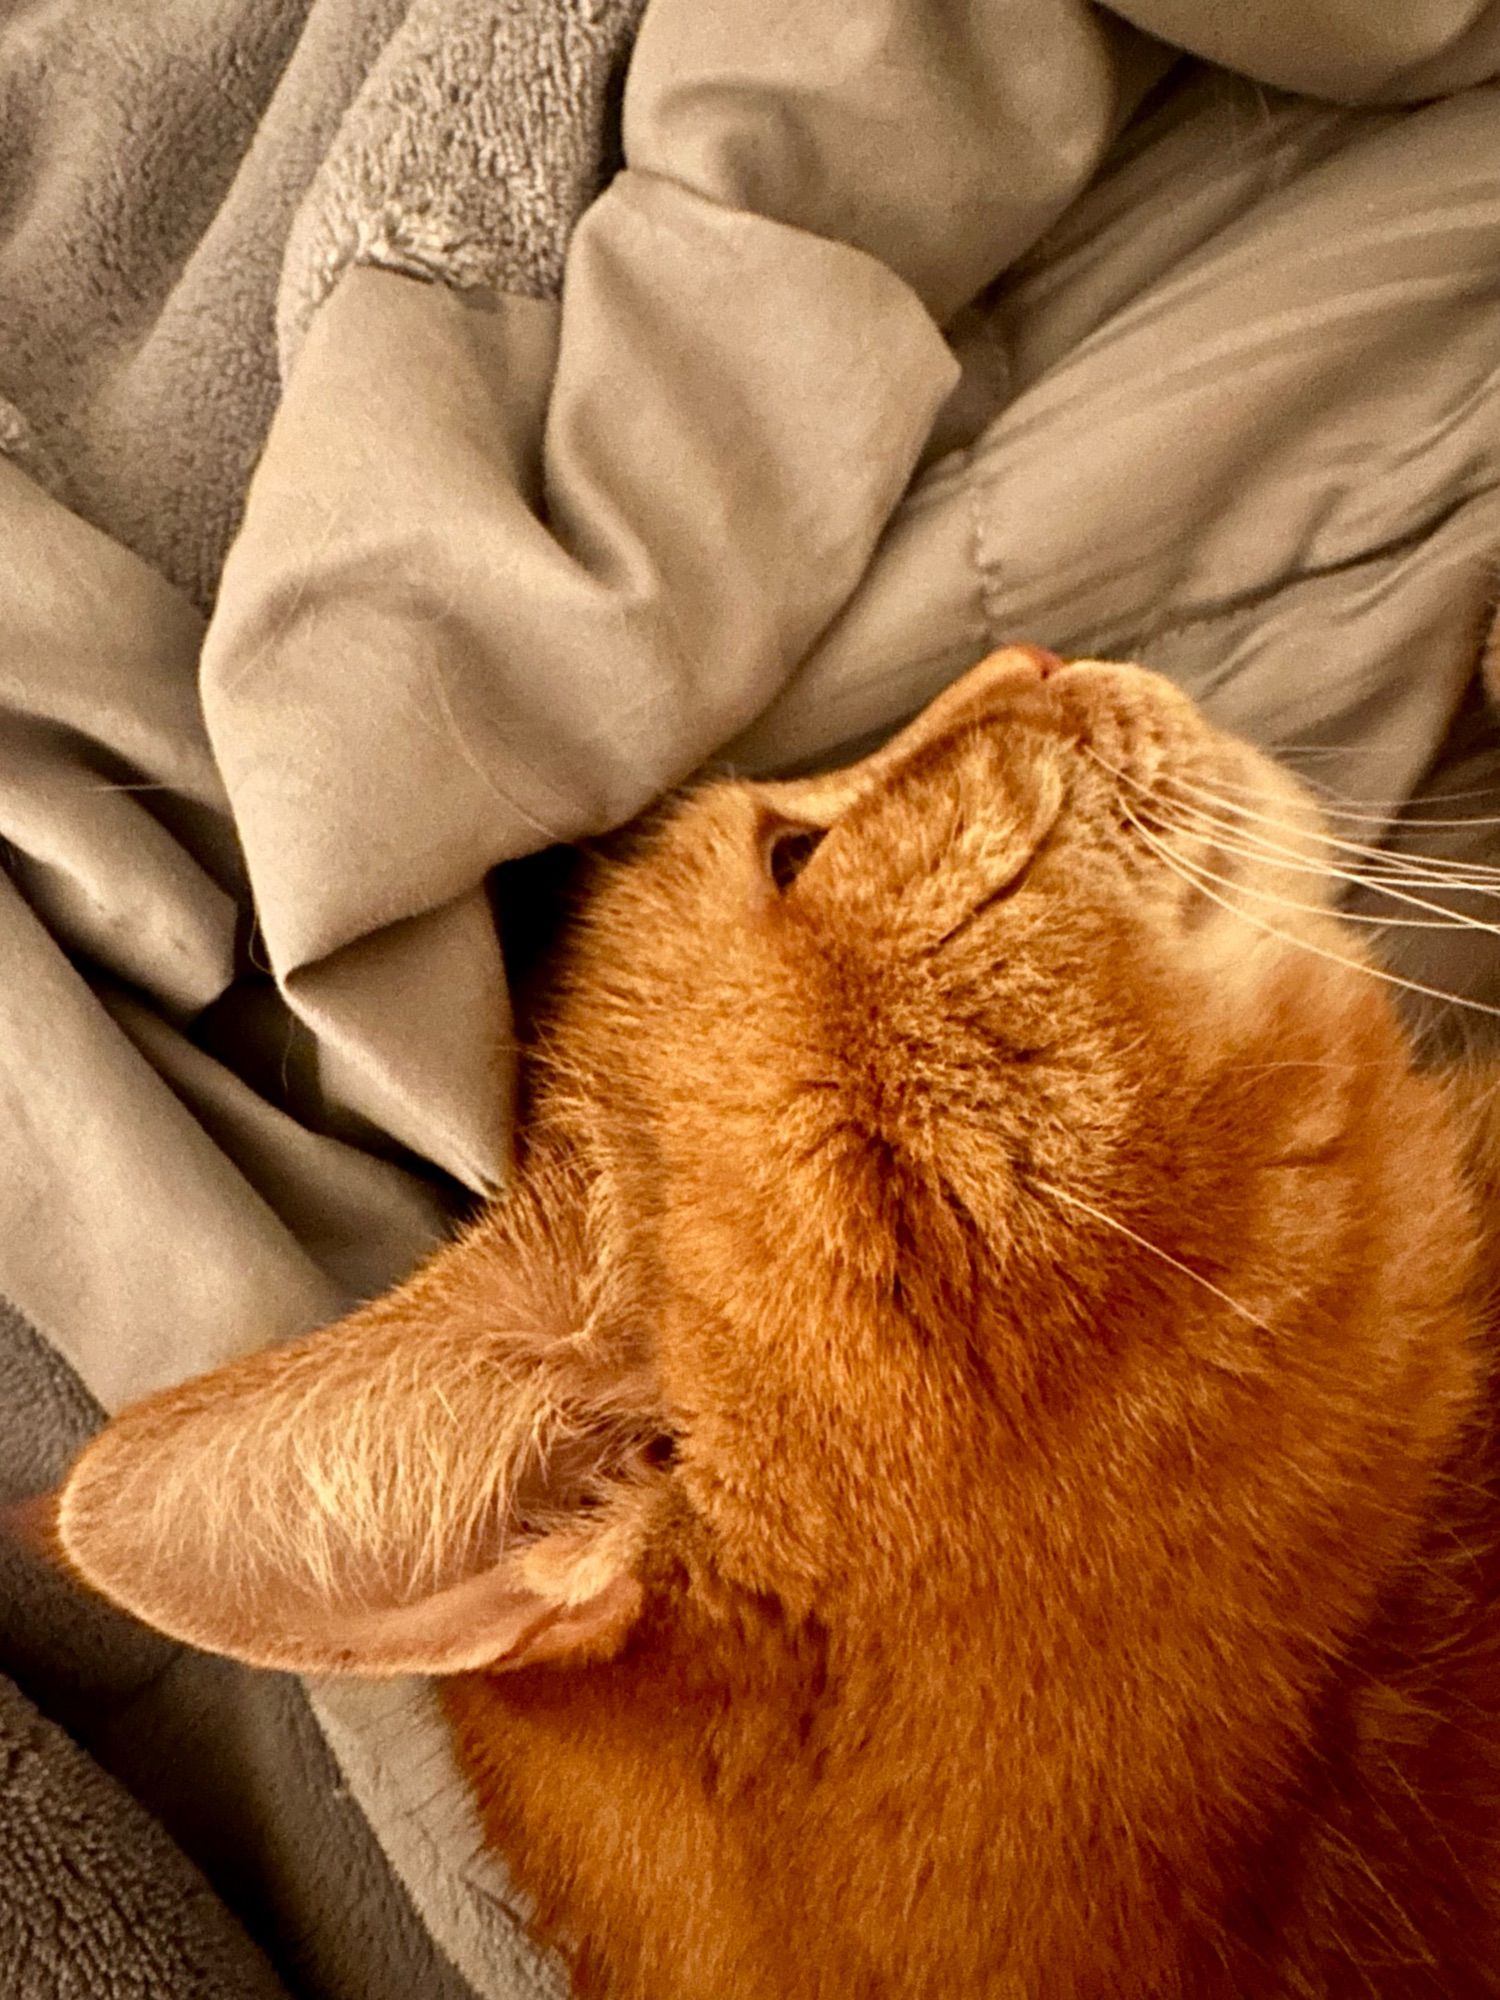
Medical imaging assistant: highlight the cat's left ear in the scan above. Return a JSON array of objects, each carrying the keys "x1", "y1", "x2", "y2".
[{"x1": 47, "y1": 1157, "x2": 666, "y2": 1676}]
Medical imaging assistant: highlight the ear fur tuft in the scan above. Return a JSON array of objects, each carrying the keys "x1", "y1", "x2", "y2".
[{"x1": 54, "y1": 1153, "x2": 663, "y2": 1675}]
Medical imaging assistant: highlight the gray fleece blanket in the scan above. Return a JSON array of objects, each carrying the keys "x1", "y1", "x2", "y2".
[
  {"x1": 0, "y1": 1295, "x2": 286, "y2": 2000},
  {"x1": 0, "y1": 1667, "x2": 284, "y2": 2000},
  {"x1": 6, "y1": 2, "x2": 1500, "y2": 1996},
  {"x1": 0, "y1": 1297, "x2": 486, "y2": 2000}
]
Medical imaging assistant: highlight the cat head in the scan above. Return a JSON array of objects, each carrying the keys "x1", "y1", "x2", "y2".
[{"x1": 46, "y1": 650, "x2": 1480, "y2": 1676}]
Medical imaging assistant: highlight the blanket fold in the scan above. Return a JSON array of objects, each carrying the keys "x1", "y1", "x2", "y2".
[{"x1": 205, "y1": 206, "x2": 954, "y2": 1180}]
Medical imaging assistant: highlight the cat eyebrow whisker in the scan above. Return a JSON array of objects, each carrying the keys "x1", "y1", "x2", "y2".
[
  {"x1": 1116, "y1": 799, "x2": 1500, "y2": 1024},
  {"x1": 1023, "y1": 1175, "x2": 1271, "y2": 1334}
]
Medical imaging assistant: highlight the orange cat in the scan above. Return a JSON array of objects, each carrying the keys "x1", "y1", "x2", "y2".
[{"x1": 47, "y1": 650, "x2": 1500, "y2": 1997}]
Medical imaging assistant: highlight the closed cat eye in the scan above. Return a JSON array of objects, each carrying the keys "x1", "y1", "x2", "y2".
[{"x1": 762, "y1": 819, "x2": 828, "y2": 891}]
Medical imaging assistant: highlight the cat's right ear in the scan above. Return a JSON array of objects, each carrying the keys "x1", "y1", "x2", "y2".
[{"x1": 49, "y1": 1155, "x2": 667, "y2": 1677}]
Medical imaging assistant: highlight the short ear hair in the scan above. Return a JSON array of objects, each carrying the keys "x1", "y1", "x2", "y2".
[{"x1": 52, "y1": 1153, "x2": 664, "y2": 1675}]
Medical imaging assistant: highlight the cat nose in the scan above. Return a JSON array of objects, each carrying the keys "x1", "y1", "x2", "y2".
[
  {"x1": 748, "y1": 642, "x2": 1070, "y2": 825},
  {"x1": 1003, "y1": 644, "x2": 1067, "y2": 679},
  {"x1": 955, "y1": 645, "x2": 1068, "y2": 700}
]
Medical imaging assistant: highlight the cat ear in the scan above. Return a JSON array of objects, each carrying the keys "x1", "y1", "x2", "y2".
[{"x1": 51, "y1": 1157, "x2": 664, "y2": 1676}]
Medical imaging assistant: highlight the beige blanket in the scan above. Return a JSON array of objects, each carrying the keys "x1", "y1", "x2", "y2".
[{"x1": 6, "y1": 3, "x2": 1500, "y2": 1994}]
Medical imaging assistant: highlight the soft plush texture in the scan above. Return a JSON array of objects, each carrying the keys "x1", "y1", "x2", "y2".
[
  {"x1": 0, "y1": 1298, "x2": 491, "y2": 2000},
  {"x1": 0, "y1": 1303, "x2": 287, "y2": 2000},
  {"x1": 0, "y1": 1669, "x2": 289, "y2": 2000},
  {"x1": 5, "y1": 1, "x2": 1500, "y2": 1994}
]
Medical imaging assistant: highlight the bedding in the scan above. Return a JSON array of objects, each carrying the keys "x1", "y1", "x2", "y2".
[{"x1": 4, "y1": 2, "x2": 1500, "y2": 1992}]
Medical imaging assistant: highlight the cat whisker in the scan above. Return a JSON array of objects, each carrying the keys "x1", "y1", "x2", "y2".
[
  {"x1": 1137, "y1": 800, "x2": 1500, "y2": 939},
  {"x1": 1147, "y1": 841, "x2": 1479, "y2": 938},
  {"x1": 1024, "y1": 1175, "x2": 1271, "y2": 1334},
  {"x1": 1168, "y1": 812, "x2": 1500, "y2": 920},
  {"x1": 1088, "y1": 763, "x2": 1500, "y2": 933},
  {"x1": 1172, "y1": 771, "x2": 1500, "y2": 834},
  {"x1": 1084, "y1": 749, "x2": 1492, "y2": 882},
  {"x1": 1268, "y1": 743, "x2": 1500, "y2": 785},
  {"x1": 85, "y1": 779, "x2": 182, "y2": 795},
  {"x1": 1151, "y1": 768, "x2": 1500, "y2": 885},
  {"x1": 1265, "y1": 758, "x2": 1500, "y2": 811},
  {"x1": 1087, "y1": 752, "x2": 1500, "y2": 920},
  {"x1": 1115, "y1": 800, "x2": 1500, "y2": 1024}
]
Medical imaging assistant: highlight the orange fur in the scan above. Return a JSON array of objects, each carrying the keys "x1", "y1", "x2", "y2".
[{"x1": 51, "y1": 651, "x2": 1500, "y2": 1996}]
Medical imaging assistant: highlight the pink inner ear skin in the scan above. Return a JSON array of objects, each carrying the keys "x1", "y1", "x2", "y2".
[
  {"x1": 55, "y1": 1445, "x2": 648, "y2": 1679},
  {"x1": 490, "y1": 1570, "x2": 646, "y2": 1672},
  {"x1": 302, "y1": 1563, "x2": 646, "y2": 1679}
]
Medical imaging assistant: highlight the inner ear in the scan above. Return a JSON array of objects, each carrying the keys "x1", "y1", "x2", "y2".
[{"x1": 52, "y1": 1153, "x2": 666, "y2": 1676}]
